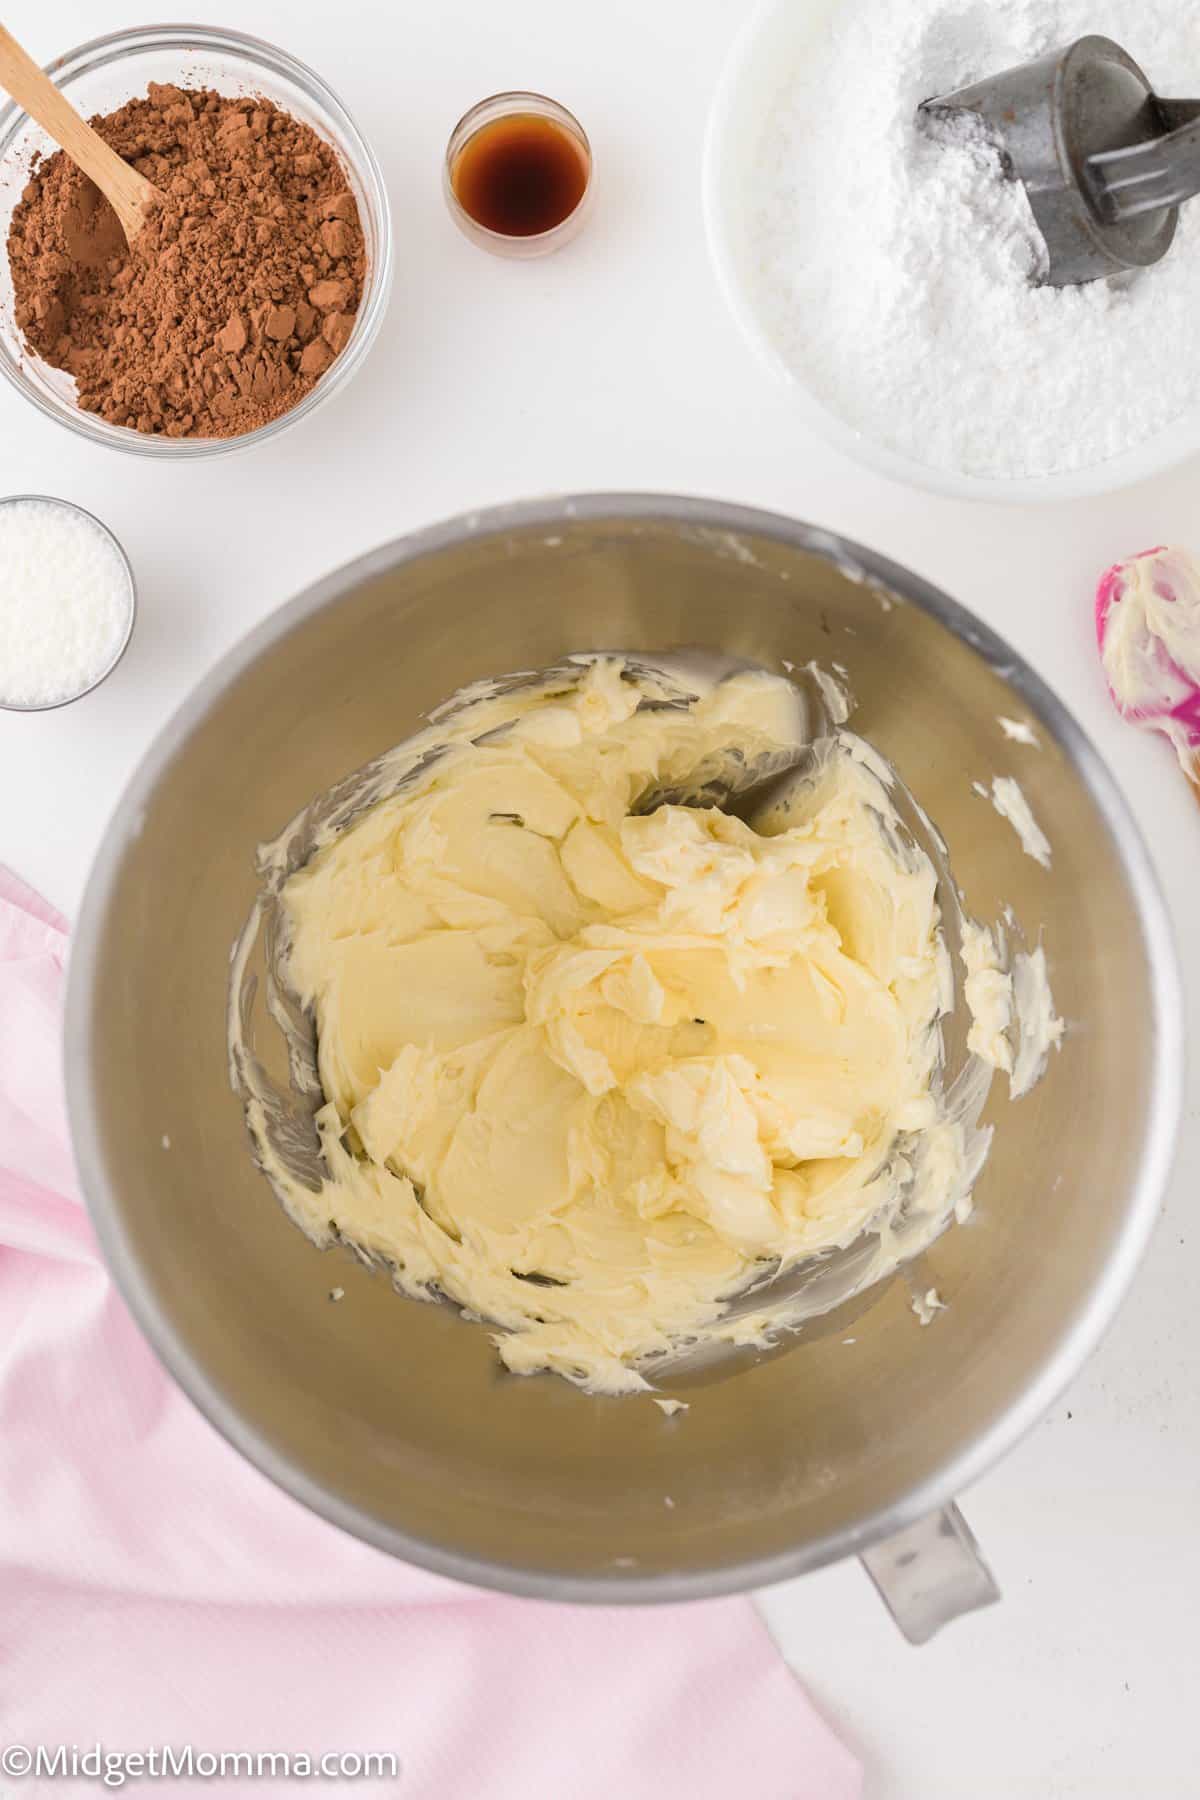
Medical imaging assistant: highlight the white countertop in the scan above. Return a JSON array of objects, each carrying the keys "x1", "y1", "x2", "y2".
[{"x1": 2, "y1": 1, "x2": 1197, "y2": 1794}]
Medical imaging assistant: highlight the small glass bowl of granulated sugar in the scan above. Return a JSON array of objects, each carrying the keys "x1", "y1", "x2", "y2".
[{"x1": 0, "y1": 497, "x2": 135, "y2": 711}]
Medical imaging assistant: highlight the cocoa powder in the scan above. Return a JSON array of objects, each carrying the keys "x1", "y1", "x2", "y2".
[{"x1": 6, "y1": 83, "x2": 367, "y2": 439}]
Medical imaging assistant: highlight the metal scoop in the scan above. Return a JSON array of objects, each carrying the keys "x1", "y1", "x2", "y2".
[{"x1": 919, "y1": 35, "x2": 1200, "y2": 286}]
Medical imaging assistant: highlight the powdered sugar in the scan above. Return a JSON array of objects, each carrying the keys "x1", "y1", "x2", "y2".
[
  {"x1": 750, "y1": 0, "x2": 1200, "y2": 478},
  {"x1": 0, "y1": 500, "x2": 133, "y2": 708}
]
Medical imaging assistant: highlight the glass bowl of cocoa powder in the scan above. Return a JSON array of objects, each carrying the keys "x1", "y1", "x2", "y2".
[{"x1": 0, "y1": 24, "x2": 392, "y2": 455}]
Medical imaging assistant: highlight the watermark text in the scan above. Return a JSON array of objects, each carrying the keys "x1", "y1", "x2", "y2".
[{"x1": 1, "y1": 1744, "x2": 400, "y2": 1787}]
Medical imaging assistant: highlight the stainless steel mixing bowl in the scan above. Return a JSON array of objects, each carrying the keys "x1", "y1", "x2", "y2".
[{"x1": 65, "y1": 496, "x2": 1181, "y2": 1630}]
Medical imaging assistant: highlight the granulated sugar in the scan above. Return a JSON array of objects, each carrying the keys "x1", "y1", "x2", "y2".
[
  {"x1": 750, "y1": 0, "x2": 1200, "y2": 479},
  {"x1": 0, "y1": 500, "x2": 132, "y2": 707}
]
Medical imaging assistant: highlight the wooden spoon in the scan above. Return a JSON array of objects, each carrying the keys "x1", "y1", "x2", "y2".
[{"x1": 0, "y1": 23, "x2": 162, "y2": 246}]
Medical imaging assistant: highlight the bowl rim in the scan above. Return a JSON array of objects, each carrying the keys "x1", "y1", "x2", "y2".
[
  {"x1": 64, "y1": 492, "x2": 1185, "y2": 1602},
  {"x1": 701, "y1": 0, "x2": 1200, "y2": 506},
  {"x1": 0, "y1": 21, "x2": 394, "y2": 459}
]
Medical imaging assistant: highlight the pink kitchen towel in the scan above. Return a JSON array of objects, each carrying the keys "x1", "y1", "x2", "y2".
[{"x1": 0, "y1": 867, "x2": 861, "y2": 1800}]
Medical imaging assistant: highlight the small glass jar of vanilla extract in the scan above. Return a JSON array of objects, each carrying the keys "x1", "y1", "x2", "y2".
[{"x1": 444, "y1": 92, "x2": 593, "y2": 258}]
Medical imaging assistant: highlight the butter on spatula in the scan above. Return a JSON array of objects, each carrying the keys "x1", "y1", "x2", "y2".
[{"x1": 1096, "y1": 546, "x2": 1200, "y2": 792}]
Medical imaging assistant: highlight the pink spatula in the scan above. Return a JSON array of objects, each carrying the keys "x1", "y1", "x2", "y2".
[{"x1": 1096, "y1": 546, "x2": 1200, "y2": 795}]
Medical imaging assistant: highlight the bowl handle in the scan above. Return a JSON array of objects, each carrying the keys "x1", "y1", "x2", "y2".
[{"x1": 859, "y1": 1502, "x2": 1000, "y2": 1644}]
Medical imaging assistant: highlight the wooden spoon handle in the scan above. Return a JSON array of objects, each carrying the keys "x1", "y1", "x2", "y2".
[{"x1": 0, "y1": 24, "x2": 159, "y2": 241}]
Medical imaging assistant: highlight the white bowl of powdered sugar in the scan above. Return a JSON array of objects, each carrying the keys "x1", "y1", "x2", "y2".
[{"x1": 704, "y1": 0, "x2": 1200, "y2": 500}]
